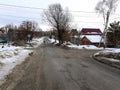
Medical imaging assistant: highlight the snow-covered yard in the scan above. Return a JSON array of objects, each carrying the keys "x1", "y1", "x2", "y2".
[{"x1": 0, "y1": 37, "x2": 44, "y2": 85}]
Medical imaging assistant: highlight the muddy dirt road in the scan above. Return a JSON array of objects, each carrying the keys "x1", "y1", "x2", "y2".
[{"x1": 1, "y1": 45, "x2": 120, "y2": 90}]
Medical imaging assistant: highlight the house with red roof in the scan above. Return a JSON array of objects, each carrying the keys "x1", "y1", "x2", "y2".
[
  {"x1": 80, "y1": 35, "x2": 104, "y2": 46},
  {"x1": 80, "y1": 28, "x2": 104, "y2": 47},
  {"x1": 80, "y1": 28, "x2": 102, "y2": 35}
]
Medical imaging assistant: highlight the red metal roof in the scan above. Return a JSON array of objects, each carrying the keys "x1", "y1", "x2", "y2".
[{"x1": 81, "y1": 28, "x2": 102, "y2": 35}]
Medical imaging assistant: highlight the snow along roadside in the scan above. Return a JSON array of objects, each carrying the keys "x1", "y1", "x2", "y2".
[
  {"x1": 0, "y1": 48, "x2": 32, "y2": 85},
  {"x1": 93, "y1": 49, "x2": 120, "y2": 69},
  {"x1": 0, "y1": 37, "x2": 44, "y2": 85}
]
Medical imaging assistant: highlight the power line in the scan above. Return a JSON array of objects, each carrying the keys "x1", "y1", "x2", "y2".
[
  {"x1": 110, "y1": 17, "x2": 120, "y2": 20},
  {"x1": 0, "y1": 3, "x2": 100, "y2": 18},
  {"x1": 0, "y1": 3, "x2": 120, "y2": 16},
  {"x1": 0, "y1": 7, "x2": 43, "y2": 15},
  {"x1": 0, "y1": 3, "x2": 97, "y2": 13},
  {"x1": 0, "y1": 3, "x2": 46, "y2": 10},
  {"x1": 0, "y1": 14, "x2": 41, "y2": 19},
  {"x1": 0, "y1": 3, "x2": 119, "y2": 24},
  {"x1": 70, "y1": 21, "x2": 103, "y2": 24},
  {"x1": 0, "y1": 14, "x2": 103, "y2": 24}
]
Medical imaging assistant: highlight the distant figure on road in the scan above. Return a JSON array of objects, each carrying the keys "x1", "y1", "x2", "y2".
[
  {"x1": 43, "y1": 37, "x2": 50, "y2": 45},
  {"x1": 27, "y1": 34, "x2": 31, "y2": 43}
]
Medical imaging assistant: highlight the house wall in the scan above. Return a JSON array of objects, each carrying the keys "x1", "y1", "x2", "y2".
[
  {"x1": 80, "y1": 37, "x2": 104, "y2": 47},
  {"x1": 80, "y1": 38, "x2": 90, "y2": 45}
]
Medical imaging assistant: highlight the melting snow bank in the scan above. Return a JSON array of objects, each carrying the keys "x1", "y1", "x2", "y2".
[
  {"x1": 0, "y1": 47, "x2": 31, "y2": 85},
  {"x1": 68, "y1": 44, "x2": 103, "y2": 50},
  {"x1": 93, "y1": 48, "x2": 120, "y2": 69},
  {"x1": 94, "y1": 48, "x2": 120, "y2": 59},
  {"x1": 0, "y1": 37, "x2": 44, "y2": 85}
]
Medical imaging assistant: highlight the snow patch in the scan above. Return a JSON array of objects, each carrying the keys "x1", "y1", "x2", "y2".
[
  {"x1": 68, "y1": 44, "x2": 103, "y2": 50},
  {"x1": 0, "y1": 37, "x2": 44, "y2": 85}
]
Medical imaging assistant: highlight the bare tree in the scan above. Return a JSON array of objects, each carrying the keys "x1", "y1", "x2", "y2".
[
  {"x1": 4, "y1": 24, "x2": 17, "y2": 33},
  {"x1": 44, "y1": 3, "x2": 71, "y2": 45},
  {"x1": 18, "y1": 20, "x2": 39, "y2": 41},
  {"x1": 3, "y1": 24, "x2": 18, "y2": 42},
  {"x1": 95, "y1": 0, "x2": 119, "y2": 47},
  {"x1": 19, "y1": 20, "x2": 38, "y2": 31}
]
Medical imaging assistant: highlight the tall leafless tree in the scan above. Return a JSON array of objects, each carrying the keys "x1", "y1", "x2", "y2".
[
  {"x1": 95, "y1": 0, "x2": 119, "y2": 47},
  {"x1": 44, "y1": 3, "x2": 71, "y2": 45}
]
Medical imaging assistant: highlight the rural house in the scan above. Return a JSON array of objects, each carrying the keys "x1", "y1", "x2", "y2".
[{"x1": 80, "y1": 28, "x2": 103, "y2": 47}]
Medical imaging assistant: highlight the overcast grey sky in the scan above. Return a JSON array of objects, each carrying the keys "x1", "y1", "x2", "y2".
[{"x1": 0, "y1": 0, "x2": 120, "y2": 31}]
